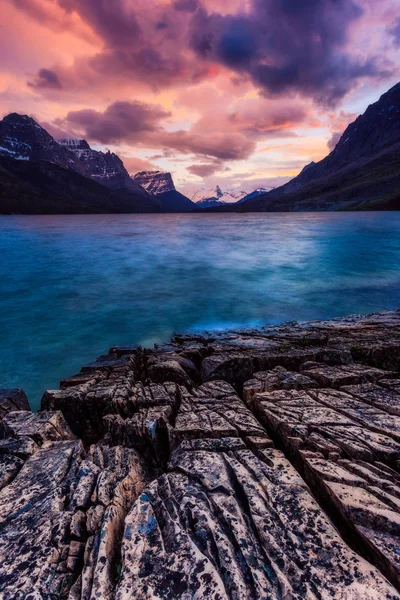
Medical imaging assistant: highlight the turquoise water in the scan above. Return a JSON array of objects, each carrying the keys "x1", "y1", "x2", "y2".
[{"x1": 1, "y1": 212, "x2": 400, "y2": 410}]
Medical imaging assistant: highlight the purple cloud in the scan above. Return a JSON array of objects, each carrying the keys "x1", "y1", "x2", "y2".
[
  {"x1": 388, "y1": 17, "x2": 400, "y2": 47},
  {"x1": 65, "y1": 101, "x2": 171, "y2": 144},
  {"x1": 63, "y1": 100, "x2": 255, "y2": 160},
  {"x1": 28, "y1": 68, "x2": 62, "y2": 89},
  {"x1": 173, "y1": 0, "x2": 198, "y2": 12}
]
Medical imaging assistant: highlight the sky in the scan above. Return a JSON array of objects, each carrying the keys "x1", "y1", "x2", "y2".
[{"x1": 1, "y1": 0, "x2": 400, "y2": 197}]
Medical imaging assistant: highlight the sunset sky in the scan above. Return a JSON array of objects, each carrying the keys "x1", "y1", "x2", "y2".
[{"x1": 1, "y1": 0, "x2": 400, "y2": 196}]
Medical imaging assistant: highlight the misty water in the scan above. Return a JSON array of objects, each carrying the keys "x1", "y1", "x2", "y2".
[{"x1": 1, "y1": 211, "x2": 400, "y2": 410}]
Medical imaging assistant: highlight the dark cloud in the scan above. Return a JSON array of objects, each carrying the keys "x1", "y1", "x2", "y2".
[
  {"x1": 28, "y1": 68, "x2": 62, "y2": 89},
  {"x1": 173, "y1": 0, "x2": 198, "y2": 12},
  {"x1": 65, "y1": 101, "x2": 171, "y2": 144},
  {"x1": 190, "y1": 0, "x2": 389, "y2": 105},
  {"x1": 388, "y1": 18, "x2": 400, "y2": 47},
  {"x1": 59, "y1": 0, "x2": 140, "y2": 46},
  {"x1": 40, "y1": 119, "x2": 74, "y2": 139},
  {"x1": 188, "y1": 159, "x2": 225, "y2": 177},
  {"x1": 216, "y1": 19, "x2": 259, "y2": 67}
]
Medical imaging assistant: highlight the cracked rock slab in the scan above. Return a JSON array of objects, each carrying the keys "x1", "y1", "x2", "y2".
[{"x1": 115, "y1": 447, "x2": 399, "y2": 599}]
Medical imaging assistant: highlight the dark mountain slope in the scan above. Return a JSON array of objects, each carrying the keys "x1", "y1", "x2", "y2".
[
  {"x1": 0, "y1": 156, "x2": 161, "y2": 214},
  {"x1": 243, "y1": 82, "x2": 400, "y2": 211},
  {"x1": 157, "y1": 189, "x2": 196, "y2": 212}
]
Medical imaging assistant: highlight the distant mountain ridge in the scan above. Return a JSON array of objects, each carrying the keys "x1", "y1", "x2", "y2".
[
  {"x1": 242, "y1": 82, "x2": 400, "y2": 211},
  {"x1": 239, "y1": 187, "x2": 274, "y2": 203},
  {"x1": 192, "y1": 185, "x2": 273, "y2": 208},
  {"x1": 0, "y1": 114, "x2": 192, "y2": 213},
  {"x1": 193, "y1": 185, "x2": 248, "y2": 208}
]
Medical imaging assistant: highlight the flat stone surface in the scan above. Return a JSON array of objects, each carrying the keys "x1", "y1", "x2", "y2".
[
  {"x1": 243, "y1": 366, "x2": 318, "y2": 405},
  {"x1": 0, "y1": 410, "x2": 75, "y2": 444},
  {"x1": 302, "y1": 363, "x2": 392, "y2": 387},
  {"x1": 343, "y1": 382, "x2": 400, "y2": 416}
]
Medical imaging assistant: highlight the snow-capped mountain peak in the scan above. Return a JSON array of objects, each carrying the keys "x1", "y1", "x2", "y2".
[
  {"x1": 192, "y1": 186, "x2": 249, "y2": 207},
  {"x1": 0, "y1": 113, "x2": 85, "y2": 172}
]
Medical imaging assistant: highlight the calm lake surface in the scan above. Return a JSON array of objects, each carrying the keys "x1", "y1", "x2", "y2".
[{"x1": 1, "y1": 212, "x2": 400, "y2": 410}]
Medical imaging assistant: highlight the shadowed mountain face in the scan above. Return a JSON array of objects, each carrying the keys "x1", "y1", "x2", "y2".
[
  {"x1": 242, "y1": 82, "x2": 400, "y2": 212},
  {"x1": 0, "y1": 156, "x2": 161, "y2": 214}
]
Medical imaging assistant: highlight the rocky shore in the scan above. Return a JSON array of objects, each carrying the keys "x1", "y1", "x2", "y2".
[{"x1": 2, "y1": 310, "x2": 400, "y2": 598}]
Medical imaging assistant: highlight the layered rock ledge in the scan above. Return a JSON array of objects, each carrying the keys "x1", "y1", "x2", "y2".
[{"x1": 2, "y1": 310, "x2": 400, "y2": 598}]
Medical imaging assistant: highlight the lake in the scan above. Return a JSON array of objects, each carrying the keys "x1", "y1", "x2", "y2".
[{"x1": 1, "y1": 212, "x2": 400, "y2": 410}]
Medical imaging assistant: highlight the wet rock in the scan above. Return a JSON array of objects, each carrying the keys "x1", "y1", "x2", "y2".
[
  {"x1": 81, "y1": 353, "x2": 135, "y2": 374},
  {"x1": 132, "y1": 381, "x2": 179, "y2": 409},
  {"x1": 201, "y1": 352, "x2": 256, "y2": 384},
  {"x1": 0, "y1": 410, "x2": 75, "y2": 444},
  {"x1": 302, "y1": 363, "x2": 392, "y2": 387},
  {"x1": 243, "y1": 366, "x2": 318, "y2": 406},
  {"x1": 42, "y1": 377, "x2": 135, "y2": 444},
  {"x1": 352, "y1": 341, "x2": 400, "y2": 371},
  {"x1": 104, "y1": 406, "x2": 172, "y2": 467},
  {"x1": 171, "y1": 386, "x2": 265, "y2": 450},
  {"x1": 343, "y1": 382, "x2": 400, "y2": 416},
  {"x1": 148, "y1": 351, "x2": 199, "y2": 381},
  {"x1": 0, "y1": 436, "x2": 38, "y2": 458},
  {"x1": 60, "y1": 373, "x2": 100, "y2": 389},
  {"x1": 252, "y1": 383, "x2": 400, "y2": 588},
  {"x1": 73, "y1": 446, "x2": 150, "y2": 600},
  {"x1": 147, "y1": 359, "x2": 193, "y2": 388},
  {"x1": 0, "y1": 388, "x2": 30, "y2": 421},
  {"x1": 41, "y1": 385, "x2": 98, "y2": 442},
  {"x1": 0, "y1": 454, "x2": 24, "y2": 489}
]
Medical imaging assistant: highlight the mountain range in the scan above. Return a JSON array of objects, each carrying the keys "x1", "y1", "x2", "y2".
[
  {"x1": 0, "y1": 114, "x2": 195, "y2": 214},
  {"x1": 239, "y1": 82, "x2": 400, "y2": 212},
  {"x1": 190, "y1": 185, "x2": 272, "y2": 208},
  {"x1": 1, "y1": 82, "x2": 400, "y2": 213},
  {"x1": 192, "y1": 185, "x2": 248, "y2": 208}
]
